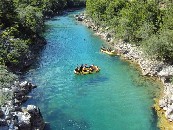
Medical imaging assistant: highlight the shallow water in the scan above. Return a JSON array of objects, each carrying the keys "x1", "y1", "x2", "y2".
[{"x1": 23, "y1": 10, "x2": 161, "y2": 130}]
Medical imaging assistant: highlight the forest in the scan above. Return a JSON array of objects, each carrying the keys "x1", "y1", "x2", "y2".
[
  {"x1": 0, "y1": 0, "x2": 85, "y2": 105},
  {"x1": 86, "y1": 0, "x2": 173, "y2": 63},
  {"x1": 0, "y1": 0, "x2": 85, "y2": 68}
]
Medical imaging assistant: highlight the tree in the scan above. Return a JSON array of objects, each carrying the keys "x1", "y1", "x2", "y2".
[
  {"x1": 161, "y1": 3, "x2": 173, "y2": 30},
  {"x1": 0, "y1": 0, "x2": 17, "y2": 28},
  {"x1": 17, "y1": 5, "x2": 44, "y2": 34},
  {"x1": 143, "y1": 30, "x2": 173, "y2": 61}
]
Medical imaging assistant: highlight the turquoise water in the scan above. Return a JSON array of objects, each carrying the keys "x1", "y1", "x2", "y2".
[{"x1": 23, "y1": 11, "x2": 161, "y2": 130}]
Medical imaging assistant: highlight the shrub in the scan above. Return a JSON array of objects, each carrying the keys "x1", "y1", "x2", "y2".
[{"x1": 0, "y1": 65, "x2": 17, "y2": 106}]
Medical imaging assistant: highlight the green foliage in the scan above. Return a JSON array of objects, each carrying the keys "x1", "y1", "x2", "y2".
[
  {"x1": 161, "y1": 3, "x2": 173, "y2": 30},
  {"x1": 0, "y1": 65, "x2": 17, "y2": 88},
  {"x1": 0, "y1": 91, "x2": 13, "y2": 106},
  {"x1": 143, "y1": 30, "x2": 173, "y2": 61},
  {"x1": 171, "y1": 76, "x2": 173, "y2": 84},
  {"x1": 141, "y1": 2, "x2": 173, "y2": 61},
  {"x1": 105, "y1": 0, "x2": 126, "y2": 20},
  {"x1": 0, "y1": 26, "x2": 30, "y2": 66},
  {"x1": 42, "y1": 0, "x2": 67, "y2": 16},
  {"x1": 0, "y1": 0, "x2": 17, "y2": 28},
  {"x1": 86, "y1": 0, "x2": 110, "y2": 22},
  {"x1": 67, "y1": 0, "x2": 85, "y2": 7},
  {"x1": 17, "y1": 5, "x2": 44, "y2": 33},
  {"x1": 0, "y1": 0, "x2": 86, "y2": 106},
  {"x1": 7, "y1": 39, "x2": 29, "y2": 65},
  {"x1": 0, "y1": 65, "x2": 17, "y2": 105},
  {"x1": 115, "y1": 1, "x2": 161, "y2": 42},
  {"x1": 0, "y1": 0, "x2": 85, "y2": 67},
  {"x1": 86, "y1": 0, "x2": 173, "y2": 62}
]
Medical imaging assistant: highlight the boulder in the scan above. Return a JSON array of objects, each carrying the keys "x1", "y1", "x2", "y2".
[
  {"x1": 0, "y1": 80, "x2": 44, "y2": 130},
  {"x1": 159, "y1": 98, "x2": 166, "y2": 108},
  {"x1": 27, "y1": 105, "x2": 36, "y2": 112},
  {"x1": 19, "y1": 81, "x2": 28, "y2": 87},
  {"x1": 14, "y1": 99, "x2": 21, "y2": 105},
  {"x1": 18, "y1": 122, "x2": 31, "y2": 130},
  {"x1": 11, "y1": 86, "x2": 19, "y2": 93},
  {"x1": 158, "y1": 66, "x2": 173, "y2": 77},
  {"x1": 165, "y1": 104, "x2": 173, "y2": 121},
  {"x1": 15, "y1": 112, "x2": 31, "y2": 129},
  {"x1": 26, "y1": 105, "x2": 45, "y2": 129},
  {"x1": 77, "y1": 16, "x2": 83, "y2": 21},
  {"x1": 14, "y1": 81, "x2": 20, "y2": 87},
  {"x1": 0, "y1": 126, "x2": 8, "y2": 130},
  {"x1": 0, "y1": 119, "x2": 7, "y2": 126}
]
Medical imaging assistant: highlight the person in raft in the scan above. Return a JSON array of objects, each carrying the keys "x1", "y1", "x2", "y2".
[
  {"x1": 74, "y1": 66, "x2": 80, "y2": 72},
  {"x1": 75, "y1": 64, "x2": 97, "y2": 73},
  {"x1": 101, "y1": 45, "x2": 106, "y2": 51},
  {"x1": 79, "y1": 64, "x2": 83, "y2": 72}
]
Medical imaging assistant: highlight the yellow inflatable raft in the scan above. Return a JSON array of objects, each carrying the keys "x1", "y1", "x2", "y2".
[
  {"x1": 74, "y1": 65, "x2": 100, "y2": 75},
  {"x1": 100, "y1": 48, "x2": 117, "y2": 56}
]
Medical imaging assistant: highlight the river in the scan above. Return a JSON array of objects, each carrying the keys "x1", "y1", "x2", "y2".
[{"x1": 23, "y1": 10, "x2": 161, "y2": 130}]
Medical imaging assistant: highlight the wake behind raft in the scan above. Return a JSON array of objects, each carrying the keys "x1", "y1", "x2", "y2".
[{"x1": 74, "y1": 64, "x2": 100, "y2": 75}]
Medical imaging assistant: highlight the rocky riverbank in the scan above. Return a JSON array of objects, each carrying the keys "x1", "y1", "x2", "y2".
[
  {"x1": 0, "y1": 36, "x2": 46, "y2": 130},
  {"x1": 0, "y1": 80, "x2": 45, "y2": 130},
  {"x1": 75, "y1": 13, "x2": 173, "y2": 129}
]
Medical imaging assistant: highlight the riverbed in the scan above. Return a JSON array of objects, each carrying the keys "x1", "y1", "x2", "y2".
[{"x1": 23, "y1": 10, "x2": 161, "y2": 130}]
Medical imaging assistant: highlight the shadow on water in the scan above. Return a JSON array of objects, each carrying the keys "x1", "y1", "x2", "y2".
[
  {"x1": 19, "y1": 45, "x2": 46, "y2": 79},
  {"x1": 44, "y1": 108, "x2": 90, "y2": 130},
  {"x1": 48, "y1": 18, "x2": 61, "y2": 21},
  {"x1": 150, "y1": 107, "x2": 159, "y2": 130},
  {"x1": 44, "y1": 123, "x2": 51, "y2": 130},
  {"x1": 84, "y1": 75, "x2": 109, "y2": 86}
]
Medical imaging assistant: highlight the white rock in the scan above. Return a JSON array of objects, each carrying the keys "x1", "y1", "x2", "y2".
[
  {"x1": 158, "y1": 66, "x2": 173, "y2": 77},
  {"x1": 19, "y1": 81, "x2": 28, "y2": 87},
  {"x1": 16, "y1": 112, "x2": 31, "y2": 124},
  {"x1": 27, "y1": 105, "x2": 36, "y2": 111}
]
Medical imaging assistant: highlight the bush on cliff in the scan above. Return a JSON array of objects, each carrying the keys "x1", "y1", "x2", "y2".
[
  {"x1": 86, "y1": 0, "x2": 173, "y2": 62},
  {"x1": 0, "y1": 0, "x2": 86, "y2": 105},
  {"x1": 0, "y1": 0, "x2": 86, "y2": 68},
  {"x1": 0, "y1": 65, "x2": 17, "y2": 105},
  {"x1": 0, "y1": 26, "x2": 30, "y2": 67}
]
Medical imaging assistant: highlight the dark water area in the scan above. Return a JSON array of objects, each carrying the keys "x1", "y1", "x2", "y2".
[{"x1": 23, "y1": 10, "x2": 161, "y2": 130}]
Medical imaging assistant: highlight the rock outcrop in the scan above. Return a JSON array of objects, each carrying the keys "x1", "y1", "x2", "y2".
[{"x1": 0, "y1": 81, "x2": 45, "y2": 130}]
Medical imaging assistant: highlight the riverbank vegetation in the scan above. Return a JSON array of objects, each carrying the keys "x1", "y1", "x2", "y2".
[
  {"x1": 86, "y1": 0, "x2": 173, "y2": 63},
  {"x1": 0, "y1": 0, "x2": 85, "y2": 69},
  {"x1": 0, "y1": 0, "x2": 85, "y2": 105},
  {"x1": 0, "y1": 65, "x2": 17, "y2": 105}
]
